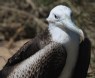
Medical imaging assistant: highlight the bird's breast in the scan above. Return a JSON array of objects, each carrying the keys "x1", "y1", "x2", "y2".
[{"x1": 49, "y1": 26, "x2": 70, "y2": 44}]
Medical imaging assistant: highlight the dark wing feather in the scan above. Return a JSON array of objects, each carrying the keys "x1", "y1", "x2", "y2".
[
  {"x1": 4, "y1": 38, "x2": 40, "y2": 67},
  {"x1": 37, "y1": 43, "x2": 67, "y2": 78},
  {"x1": 72, "y1": 38, "x2": 91, "y2": 78}
]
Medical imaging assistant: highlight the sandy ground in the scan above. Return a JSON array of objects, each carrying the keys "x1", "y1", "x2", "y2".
[{"x1": 0, "y1": 39, "x2": 28, "y2": 70}]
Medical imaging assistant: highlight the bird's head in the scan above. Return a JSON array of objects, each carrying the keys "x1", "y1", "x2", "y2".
[
  {"x1": 47, "y1": 5, "x2": 84, "y2": 42},
  {"x1": 46, "y1": 5, "x2": 72, "y2": 27}
]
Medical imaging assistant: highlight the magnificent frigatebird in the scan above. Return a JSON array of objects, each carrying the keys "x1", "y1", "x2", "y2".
[{"x1": 0, "y1": 5, "x2": 91, "y2": 78}]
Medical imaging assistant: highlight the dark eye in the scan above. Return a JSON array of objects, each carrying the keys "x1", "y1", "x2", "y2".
[{"x1": 54, "y1": 14, "x2": 59, "y2": 19}]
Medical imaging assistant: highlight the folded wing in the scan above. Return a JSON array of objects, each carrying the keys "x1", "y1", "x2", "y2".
[
  {"x1": 1, "y1": 42, "x2": 67, "y2": 78},
  {"x1": 73, "y1": 38, "x2": 91, "y2": 78}
]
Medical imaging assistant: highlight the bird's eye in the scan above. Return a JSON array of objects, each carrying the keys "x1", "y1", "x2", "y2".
[{"x1": 54, "y1": 14, "x2": 59, "y2": 19}]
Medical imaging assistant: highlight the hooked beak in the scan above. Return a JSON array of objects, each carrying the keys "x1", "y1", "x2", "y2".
[{"x1": 46, "y1": 18, "x2": 54, "y2": 23}]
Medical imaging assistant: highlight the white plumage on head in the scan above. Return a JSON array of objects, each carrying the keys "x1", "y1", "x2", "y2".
[
  {"x1": 47, "y1": 5, "x2": 84, "y2": 42},
  {"x1": 46, "y1": 5, "x2": 72, "y2": 24}
]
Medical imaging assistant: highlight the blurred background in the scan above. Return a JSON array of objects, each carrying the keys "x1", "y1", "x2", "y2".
[{"x1": 0, "y1": 0, "x2": 95, "y2": 78}]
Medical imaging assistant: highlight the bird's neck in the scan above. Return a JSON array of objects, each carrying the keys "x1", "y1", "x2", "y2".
[{"x1": 48, "y1": 25, "x2": 68, "y2": 44}]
